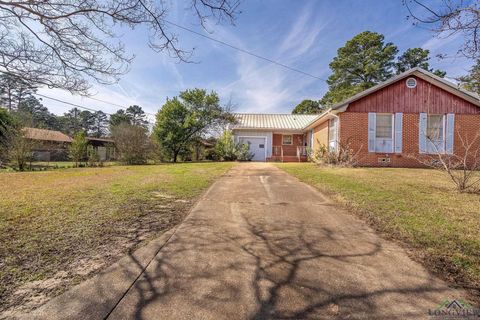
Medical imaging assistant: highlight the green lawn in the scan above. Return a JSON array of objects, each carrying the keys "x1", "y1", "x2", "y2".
[
  {"x1": 0, "y1": 162, "x2": 234, "y2": 315},
  {"x1": 276, "y1": 163, "x2": 480, "y2": 290}
]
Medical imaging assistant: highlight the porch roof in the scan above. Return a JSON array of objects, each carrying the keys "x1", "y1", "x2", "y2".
[{"x1": 232, "y1": 113, "x2": 320, "y2": 130}]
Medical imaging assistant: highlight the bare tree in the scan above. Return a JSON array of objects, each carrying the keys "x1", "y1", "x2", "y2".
[
  {"x1": 3, "y1": 126, "x2": 37, "y2": 171},
  {"x1": 111, "y1": 122, "x2": 151, "y2": 165},
  {"x1": 412, "y1": 128, "x2": 480, "y2": 193},
  {"x1": 311, "y1": 139, "x2": 363, "y2": 167},
  {"x1": 0, "y1": 0, "x2": 240, "y2": 94},
  {"x1": 404, "y1": 0, "x2": 480, "y2": 59}
]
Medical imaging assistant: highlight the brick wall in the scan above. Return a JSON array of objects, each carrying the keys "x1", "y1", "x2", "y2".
[
  {"x1": 272, "y1": 133, "x2": 304, "y2": 156},
  {"x1": 339, "y1": 112, "x2": 480, "y2": 167}
]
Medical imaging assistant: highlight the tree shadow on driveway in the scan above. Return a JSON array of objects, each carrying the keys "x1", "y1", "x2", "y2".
[{"x1": 107, "y1": 205, "x2": 456, "y2": 320}]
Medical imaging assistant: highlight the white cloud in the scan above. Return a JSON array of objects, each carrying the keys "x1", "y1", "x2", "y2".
[
  {"x1": 203, "y1": 6, "x2": 326, "y2": 113},
  {"x1": 422, "y1": 31, "x2": 461, "y2": 52},
  {"x1": 215, "y1": 44, "x2": 322, "y2": 113},
  {"x1": 278, "y1": 4, "x2": 327, "y2": 59}
]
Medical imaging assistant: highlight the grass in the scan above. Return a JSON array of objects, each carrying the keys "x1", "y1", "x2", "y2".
[
  {"x1": 275, "y1": 163, "x2": 480, "y2": 292},
  {"x1": 0, "y1": 162, "x2": 234, "y2": 315}
]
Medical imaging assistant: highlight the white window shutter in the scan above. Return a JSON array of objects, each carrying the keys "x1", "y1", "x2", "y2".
[
  {"x1": 419, "y1": 113, "x2": 427, "y2": 153},
  {"x1": 368, "y1": 113, "x2": 376, "y2": 153},
  {"x1": 446, "y1": 113, "x2": 455, "y2": 154},
  {"x1": 394, "y1": 113, "x2": 403, "y2": 153}
]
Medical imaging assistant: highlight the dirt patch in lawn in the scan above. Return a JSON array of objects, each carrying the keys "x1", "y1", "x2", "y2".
[
  {"x1": 0, "y1": 163, "x2": 234, "y2": 319},
  {"x1": 1, "y1": 198, "x2": 191, "y2": 319}
]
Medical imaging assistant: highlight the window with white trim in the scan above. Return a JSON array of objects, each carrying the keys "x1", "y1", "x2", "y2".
[
  {"x1": 282, "y1": 134, "x2": 292, "y2": 145},
  {"x1": 375, "y1": 113, "x2": 394, "y2": 153},
  {"x1": 426, "y1": 114, "x2": 445, "y2": 153}
]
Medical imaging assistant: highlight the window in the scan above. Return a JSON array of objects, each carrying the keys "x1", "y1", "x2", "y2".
[
  {"x1": 282, "y1": 135, "x2": 292, "y2": 145},
  {"x1": 375, "y1": 114, "x2": 394, "y2": 152},
  {"x1": 426, "y1": 114, "x2": 445, "y2": 153},
  {"x1": 329, "y1": 118, "x2": 338, "y2": 151}
]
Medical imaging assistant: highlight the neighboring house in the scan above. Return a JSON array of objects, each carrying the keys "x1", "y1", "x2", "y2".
[
  {"x1": 23, "y1": 127, "x2": 116, "y2": 162},
  {"x1": 232, "y1": 68, "x2": 480, "y2": 166},
  {"x1": 23, "y1": 127, "x2": 73, "y2": 161}
]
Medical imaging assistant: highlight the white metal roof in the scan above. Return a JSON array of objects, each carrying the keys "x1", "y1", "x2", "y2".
[{"x1": 232, "y1": 113, "x2": 320, "y2": 130}]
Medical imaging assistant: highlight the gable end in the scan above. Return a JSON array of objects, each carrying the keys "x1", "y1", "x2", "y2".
[{"x1": 346, "y1": 76, "x2": 480, "y2": 114}]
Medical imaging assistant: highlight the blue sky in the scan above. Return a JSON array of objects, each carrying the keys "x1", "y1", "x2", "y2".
[{"x1": 39, "y1": 0, "x2": 474, "y2": 123}]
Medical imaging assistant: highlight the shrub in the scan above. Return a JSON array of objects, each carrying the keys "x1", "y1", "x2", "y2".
[
  {"x1": 69, "y1": 131, "x2": 88, "y2": 167},
  {"x1": 312, "y1": 141, "x2": 360, "y2": 167},
  {"x1": 5, "y1": 128, "x2": 36, "y2": 171},
  {"x1": 87, "y1": 146, "x2": 100, "y2": 167},
  {"x1": 204, "y1": 148, "x2": 219, "y2": 161},
  {"x1": 111, "y1": 123, "x2": 150, "y2": 165},
  {"x1": 236, "y1": 143, "x2": 254, "y2": 161},
  {"x1": 215, "y1": 130, "x2": 238, "y2": 161}
]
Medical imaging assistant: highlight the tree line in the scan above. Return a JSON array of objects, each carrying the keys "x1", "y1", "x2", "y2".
[
  {"x1": 0, "y1": 85, "x2": 235, "y2": 169},
  {"x1": 0, "y1": 73, "x2": 150, "y2": 137}
]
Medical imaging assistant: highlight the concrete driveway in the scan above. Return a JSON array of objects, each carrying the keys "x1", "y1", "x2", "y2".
[{"x1": 30, "y1": 163, "x2": 465, "y2": 320}]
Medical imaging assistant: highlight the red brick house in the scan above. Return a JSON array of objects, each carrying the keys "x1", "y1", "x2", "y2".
[{"x1": 232, "y1": 68, "x2": 480, "y2": 166}]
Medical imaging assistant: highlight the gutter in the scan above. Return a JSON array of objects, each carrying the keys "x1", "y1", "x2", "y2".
[{"x1": 304, "y1": 107, "x2": 344, "y2": 130}]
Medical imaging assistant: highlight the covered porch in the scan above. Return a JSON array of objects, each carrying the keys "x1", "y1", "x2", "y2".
[{"x1": 267, "y1": 132, "x2": 310, "y2": 162}]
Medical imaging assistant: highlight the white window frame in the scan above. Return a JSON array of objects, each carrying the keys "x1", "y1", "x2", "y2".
[
  {"x1": 426, "y1": 114, "x2": 446, "y2": 154},
  {"x1": 282, "y1": 134, "x2": 293, "y2": 145},
  {"x1": 374, "y1": 113, "x2": 394, "y2": 153},
  {"x1": 328, "y1": 118, "x2": 338, "y2": 152}
]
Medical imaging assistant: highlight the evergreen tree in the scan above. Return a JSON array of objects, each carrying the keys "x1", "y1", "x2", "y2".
[
  {"x1": 292, "y1": 100, "x2": 325, "y2": 114},
  {"x1": 320, "y1": 31, "x2": 398, "y2": 106},
  {"x1": 126, "y1": 105, "x2": 148, "y2": 128},
  {"x1": 395, "y1": 48, "x2": 446, "y2": 77},
  {"x1": 457, "y1": 60, "x2": 480, "y2": 95}
]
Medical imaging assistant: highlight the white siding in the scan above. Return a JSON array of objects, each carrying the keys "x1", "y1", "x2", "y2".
[{"x1": 232, "y1": 130, "x2": 273, "y2": 158}]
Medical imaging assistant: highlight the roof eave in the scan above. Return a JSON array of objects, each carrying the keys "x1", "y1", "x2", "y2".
[{"x1": 304, "y1": 108, "x2": 344, "y2": 130}]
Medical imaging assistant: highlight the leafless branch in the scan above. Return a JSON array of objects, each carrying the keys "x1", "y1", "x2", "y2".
[
  {"x1": 0, "y1": 0, "x2": 241, "y2": 94},
  {"x1": 404, "y1": 0, "x2": 480, "y2": 59},
  {"x1": 409, "y1": 127, "x2": 480, "y2": 193}
]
